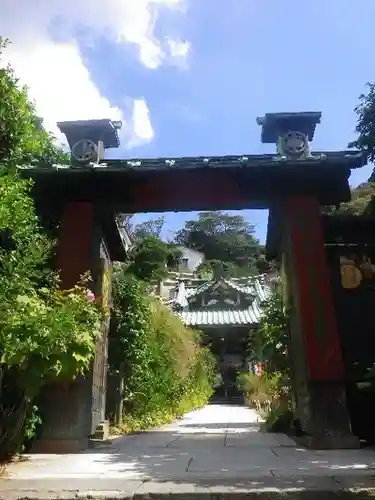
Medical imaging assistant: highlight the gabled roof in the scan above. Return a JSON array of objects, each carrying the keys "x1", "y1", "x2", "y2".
[
  {"x1": 169, "y1": 274, "x2": 273, "y2": 327},
  {"x1": 179, "y1": 298, "x2": 265, "y2": 327},
  {"x1": 184, "y1": 276, "x2": 258, "y2": 303}
]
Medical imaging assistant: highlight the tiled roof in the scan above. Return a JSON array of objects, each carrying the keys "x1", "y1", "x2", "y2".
[
  {"x1": 255, "y1": 280, "x2": 272, "y2": 302},
  {"x1": 167, "y1": 273, "x2": 273, "y2": 326},
  {"x1": 185, "y1": 280, "x2": 213, "y2": 299},
  {"x1": 221, "y1": 278, "x2": 255, "y2": 296},
  {"x1": 184, "y1": 276, "x2": 261, "y2": 301},
  {"x1": 21, "y1": 150, "x2": 367, "y2": 173},
  {"x1": 179, "y1": 301, "x2": 263, "y2": 327},
  {"x1": 177, "y1": 284, "x2": 271, "y2": 327}
]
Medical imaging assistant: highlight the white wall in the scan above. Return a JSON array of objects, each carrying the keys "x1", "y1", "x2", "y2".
[{"x1": 177, "y1": 247, "x2": 204, "y2": 271}]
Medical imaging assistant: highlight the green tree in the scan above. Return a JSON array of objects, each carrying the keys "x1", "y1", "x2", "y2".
[
  {"x1": 116, "y1": 214, "x2": 133, "y2": 234},
  {"x1": 349, "y1": 82, "x2": 375, "y2": 165},
  {"x1": 174, "y1": 211, "x2": 268, "y2": 275},
  {"x1": 196, "y1": 259, "x2": 237, "y2": 279},
  {"x1": 126, "y1": 236, "x2": 182, "y2": 282},
  {"x1": 117, "y1": 216, "x2": 183, "y2": 282},
  {"x1": 117, "y1": 215, "x2": 166, "y2": 242},
  {"x1": 0, "y1": 37, "x2": 68, "y2": 169},
  {"x1": 132, "y1": 216, "x2": 165, "y2": 241},
  {"x1": 327, "y1": 182, "x2": 375, "y2": 217},
  {"x1": 323, "y1": 82, "x2": 375, "y2": 217},
  {"x1": 321, "y1": 81, "x2": 375, "y2": 217}
]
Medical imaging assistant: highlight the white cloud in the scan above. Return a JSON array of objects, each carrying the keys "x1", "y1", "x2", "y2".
[
  {"x1": 1, "y1": 38, "x2": 124, "y2": 145},
  {"x1": 0, "y1": 0, "x2": 189, "y2": 149},
  {"x1": 129, "y1": 99, "x2": 155, "y2": 148},
  {"x1": 166, "y1": 39, "x2": 190, "y2": 68}
]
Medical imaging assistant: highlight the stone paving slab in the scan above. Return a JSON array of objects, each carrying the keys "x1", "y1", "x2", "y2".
[
  {"x1": 2, "y1": 405, "x2": 375, "y2": 499},
  {"x1": 5, "y1": 452, "x2": 193, "y2": 480},
  {"x1": 271, "y1": 447, "x2": 375, "y2": 473},
  {"x1": 114, "y1": 433, "x2": 183, "y2": 450},
  {"x1": 274, "y1": 447, "x2": 375, "y2": 461},
  {"x1": 225, "y1": 432, "x2": 296, "y2": 448},
  {"x1": 167, "y1": 434, "x2": 227, "y2": 448},
  {"x1": 187, "y1": 447, "x2": 278, "y2": 473}
]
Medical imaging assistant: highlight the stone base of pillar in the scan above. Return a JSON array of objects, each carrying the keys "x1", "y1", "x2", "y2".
[
  {"x1": 296, "y1": 381, "x2": 359, "y2": 449},
  {"x1": 32, "y1": 438, "x2": 89, "y2": 453},
  {"x1": 35, "y1": 379, "x2": 93, "y2": 455},
  {"x1": 295, "y1": 434, "x2": 360, "y2": 450}
]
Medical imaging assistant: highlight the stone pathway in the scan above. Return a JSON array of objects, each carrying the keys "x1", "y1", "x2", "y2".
[{"x1": 1, "y1": 404, "x2": 375, "y2": 498}]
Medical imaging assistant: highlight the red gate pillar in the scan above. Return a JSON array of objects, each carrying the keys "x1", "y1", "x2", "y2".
[
  {"x1": 283, "y1": 195, "x2": 358, "y2": 448},
  {"x1": 33, "y1": 202, "x2": 98, "y2": 453},
  {"x1": 57, "y1": 202, "x2": 94, "y2": 288}
]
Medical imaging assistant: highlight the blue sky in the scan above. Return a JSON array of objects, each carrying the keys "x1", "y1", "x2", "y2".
[
  {"x1": 4, "y1": 0, "x2": 375, "y2": 244},
  {"x1": 121, "y1": 0, "x2": 375, "y2": 243}
]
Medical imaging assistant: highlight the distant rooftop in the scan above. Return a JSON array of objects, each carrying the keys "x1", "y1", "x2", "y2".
[
  {"x1": 168, "y1": 275, "x2": 273, "y2": 327},
  {"x1": 179, "y1": 307, "x2": 263, "y2": 327}
]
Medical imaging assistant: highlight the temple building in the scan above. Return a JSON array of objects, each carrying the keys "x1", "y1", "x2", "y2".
[{"x1": 167, "y1": 274, "x2": 274, "y2": 399}]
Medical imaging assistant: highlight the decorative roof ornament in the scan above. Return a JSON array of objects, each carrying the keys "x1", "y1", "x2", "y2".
[
  {"x1": 277, "y1": 130, "x2": 312, "y2": 160},
  {"x1": 57, "y1": 119, "x2": 122, "y2": 168},
  {"x1": 256, "y1": 112, "x2": 327, "y2": 162},
  {"x1": 71, "y1": 139, "x2": 101, "y2": 164}
]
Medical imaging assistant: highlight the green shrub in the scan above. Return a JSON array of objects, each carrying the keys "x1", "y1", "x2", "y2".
[
  {"x1": 244, "y1": 290, "x2": 294, "y2": 426},
  {"x1": 237, "y1": 372, "x2": 281, "y2": 410},
  {"x1": 110, "y1": 269, "x2": 216, "y2": 432},
  {"x1": 263, "y1": 407, "x2": 293, "y2": 433}
]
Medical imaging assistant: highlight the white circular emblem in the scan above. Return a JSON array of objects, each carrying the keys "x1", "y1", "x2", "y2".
[
  {"x1": 282, "y1": 131, "x2": 306, "y2": 158},
  {"x1": 71, "y1": 139, "x2": 98, "y2": 164}
]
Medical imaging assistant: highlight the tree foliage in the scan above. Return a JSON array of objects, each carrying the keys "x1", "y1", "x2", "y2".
[
  {"x1": 0, "y1": 38, "x2": 101, "y2": 459},
  {"x1": 250, "y1": 291, "x2": 290, "y2": 376},
  {"x1": 238, "y1": 290, "x2": 292, "y2": 430},
  {"x1": 174, "y1": 211, "x2": 269, "y2": 276},
  {"x1": 326, "y1": 182, "x2": 375, "y2": 217},
  {"x1": 0, "y1": 37, "x2": 68, "y2": 169},
  {"x1": 349, "y1": 82, "x2": 375, "y2": 164},
  {"x1": 126, "y1": 236, "x2": 182, "y2": 282},
  {"x1": 117, "y1": 214, "x2": 165, "y2": 242},
  {"x1": 196, "y1": 259, "x2": 237, "y2": 279},
  {"x1": 131, "y1": 216, "x2": 165, "y2": 241},
  {"x1": 324, "y1": 82, "x2": 375, "y2": 216},
  {"x1": 117, "y1": 215, "x2": 182, "y2": 282}
]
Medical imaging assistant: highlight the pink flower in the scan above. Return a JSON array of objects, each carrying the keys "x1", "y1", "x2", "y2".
[{"x1": 86, "y1": 289, "x2": 95, "y2": 302}]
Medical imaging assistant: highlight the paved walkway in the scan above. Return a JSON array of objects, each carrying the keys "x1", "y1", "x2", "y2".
[{"x1": 1, "y1": 404, "x2": 375, "y2": 498}]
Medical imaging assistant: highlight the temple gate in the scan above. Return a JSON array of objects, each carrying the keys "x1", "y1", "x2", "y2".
[{"x1": 20, "y1": 111, "x2": 367, "y2": 451}]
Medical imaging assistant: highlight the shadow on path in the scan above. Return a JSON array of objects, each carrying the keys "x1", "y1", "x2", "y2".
[{"x1": 3, "y1": 405, "x2": 375, "y2": 494}]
